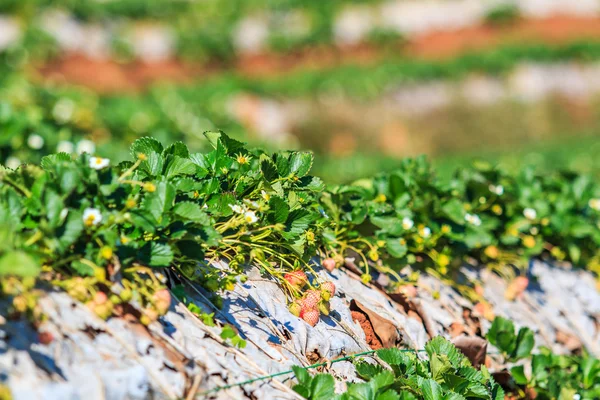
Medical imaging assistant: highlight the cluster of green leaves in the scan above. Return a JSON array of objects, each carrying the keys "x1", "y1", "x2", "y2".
[
  {"x1": 487, "y1": 317, "x2": 600, "y2": 399},
  {"x1": 294, "y1": 337, "x2": 504, "y2": 400},
  {"x1": 321, "y1": 155, "x2": 600, "y2": 289},
  {"x1": 0, "y1": 132, "x2": 324, "y2": 290},
  {"x1": 484, "y1": 4, "x2": 521, "y2": 26}
]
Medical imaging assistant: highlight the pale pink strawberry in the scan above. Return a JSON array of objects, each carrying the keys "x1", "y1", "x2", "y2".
[
  {"x1": 284, "y1": 271, "x2": 308, "y2": 289},
  {"x1": 94, "y1": 291, "x2": 108, "y2": 305},
  {"x1": 513, "y1": 276, "x2": 529, "y2": 292},
  {"x1": 399, "y1": 285, "x2": 417, "y2": 298},
  {"x1": 302, "y1": 290, "x2": 321, "y2": 311},
  {"x1": 322, "y1": 258, "x2": 336, "y2": 272},
  {"x1": 288, "y1": 301, "x2": 301, "y2": 317},
  {"x1": 301, "y1": 309, "x2": 320, "y2": 327},
  {"x1": 153, "y1": 289, "x2": 172, "y2": 315},
  {"x1": 321, "y1": 282, "x2": 336, "y2": 297}
]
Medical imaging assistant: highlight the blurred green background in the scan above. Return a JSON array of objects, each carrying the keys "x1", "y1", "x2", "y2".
[{"x1": 1, "y1": 0, "x2": 600, "y2": 182}]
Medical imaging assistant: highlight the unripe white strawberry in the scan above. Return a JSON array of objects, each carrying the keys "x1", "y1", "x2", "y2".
[
  {"x1": 288, "y1": 301, "x2": 301, "y2": 317},
  {"x1": 284, "y1": 271, "x2": 308, "y2": 289},
  {"x1": 320, "y1": 281, "x2": 336, "y2": 301},
  {"x1": 302, "y1": 290, "x2": 321, "y2": 310}
]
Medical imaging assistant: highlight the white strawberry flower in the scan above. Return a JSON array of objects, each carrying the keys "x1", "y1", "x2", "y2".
[
  {"x1": 243, "y1": 210, "x2": 258, "y2": 224},
  {"x1": 89, "y1": 157, "x2": 110, "y2": 170},
  {"x1": 83, "y1": 208, "x2": 102, "y2": 227},
  {"x1": 488, "y1": 184, "x2": 504, "y2": 195},
  {"x1": 465, "y1": 213, "x2": 482, "y2": 226},
  {"x1": 402, "y1": 217, "x2": 414, "y2": 230},
  {"x1": 57, "y1": 140, "x2": 75, "y2": 154},
  {"x1": 27, "y1": 134, "x2": 45, "y2": 150},
  {"x1": 5, "y1": 157, "x2": 20, "y2": 170},
  {"x1": 523, "y1": 208, "x2": 537, "y2": 220},
  {"x1": 588, "y1": 198, "x2": 600, "y2": 211},
  {"x1": 261, "y1": 190, "x2": 270, "y2": 201},
  {"x1": 420, "y1": 226, "x2": 431, "y2": 238},
  {"x1": 244, "y1": 199, "x2": 260, "y2": 209},
  {"x1": 229, "y1": 204, "x2": 245, "y2": 214},
  {"x1": 76, "y1": 139, "x2": 96, "y2": 155}
]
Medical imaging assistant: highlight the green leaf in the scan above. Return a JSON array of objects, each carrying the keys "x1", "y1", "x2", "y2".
[
  {"x1": 486, "y1": 317, "x2": 516, "y2": 357},
  {"x1": 293, "y1": 366, "x2": 311, "y2": 387},
  {"x1": 442, "y1": 199, "x2": 466, "y2": 224},
  {"x1": 173, "y1": 202, "x2": 210, "y2": 224},
  {"x1": 422, "y1": 379, "x2": 443, "y2": 400},
  {"x1": 425, "y1": 337, "x2": 463, "y2": 368},
  {"x1": 299, "y1": 176, "x2": 325, "y2": 192},
  {"x1": 44, "y1": 189, "x2": 64, "y2": 227},
  {"x1": 162, "y1": 141, "x2": 190, "y2": 158},
  {"x1": 204, "y1": 130, "x2": 245, "y2": 155},
  {"x1": 289, "y1": 152, "x2": 313, "y2": 177},
  {"x1": 510, "y1": 366, "x2": 527, "y2": 385},
  {"x1": 40, "y1": 153, "x2": 71, "y2": 170},
  {"x1": 370, "y1": 371, "x2": 395, "y2": 391},
  {"x1": 513, "y1": 327, "x2": 534, "y2": 360},
  {"x1": 0, "y1": 251, "x2": 40, "y2": 277},
  {"x1": 346, "y1": 382, "x2": 375, "y2": 400},
  {"x1": 261, "y1": 157, "x2": 279, "y2": 181},
  {"x1": 355, "y1": 362, "x2": 385, "y2": 380},
  {"x1": 268, "y1": 196, "x2": 289, "y2": 224},
  {"x1": 377, "y1": 390, "x2": 401, "y2": 400},
  {"x1": 142, "y1": 181, "x2": 176, "y2": 222},
  {"x1": 141, "y1": 242, "x2": 174, "y2": 267},
  {"x1": 430, "y1": 354, "x2": 453, "y2": 383},
  {"x1": 386, "y1": 238, "x2": 407, "y2": 258},
  {"x1": 311, "y1": 374, "x2": 336, "y2": 400},
  {"x1": 57, "y1": 210, "x2": 84, "y2": 251},
  {"x1": 581, "y1": 357, "x2": 600, "y2": 389},
  {"x1": 377, "y1": 348, "x2": 412, "y2": 367},
  {"x1": 130, "y1": 137, "x2": 164, "y2": 159},
  {"x1": 164, "y1": 156, "x2": 196, "y2": 178}
]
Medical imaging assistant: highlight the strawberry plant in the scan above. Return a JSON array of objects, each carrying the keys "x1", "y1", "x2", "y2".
[
  {"x1": 293, "y1": 337, "x2": 505, "y2": 400},
  {"x1": 487, "y1": 317, "x2": 600, "y2": 399},
  {"x1": 1, "y1": 129, "x2": 600, "y2": 327}
]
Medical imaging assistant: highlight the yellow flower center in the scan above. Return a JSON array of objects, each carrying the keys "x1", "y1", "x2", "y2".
[{"x1": 84, "y1": 215, "x2": 96, "y2": 227}]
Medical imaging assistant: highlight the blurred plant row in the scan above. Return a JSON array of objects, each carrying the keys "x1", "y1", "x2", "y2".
[
  {"x1": 0, "y1": 0, "x2": 525, "y2": 64},
  {"x1": 4, "y1": 41, "x2": 600, "y2": 176}
]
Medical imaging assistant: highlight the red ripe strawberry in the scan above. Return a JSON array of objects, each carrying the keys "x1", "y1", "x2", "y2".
[
  {"x1": 302, "y1": 290, "x2": 321, "y2": 310},
  {"x1": 322, "y1": 258, "x2": 336, "y2": 272},
  {"x1": 321, "y1": 282, "x2": 336, "y2": 297},
  {"x1": 288, "y1": 301, "x2": 301, "y2": 317},
  {"x1": 284, "y1": 271, "x2": 308, "y2": 289},
  {"x1": 301, "y1": 309, "x2": 320, "y2": 327},
  {"x1": 38, "y1": 331, "x2": 54, "y2": 345}
]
